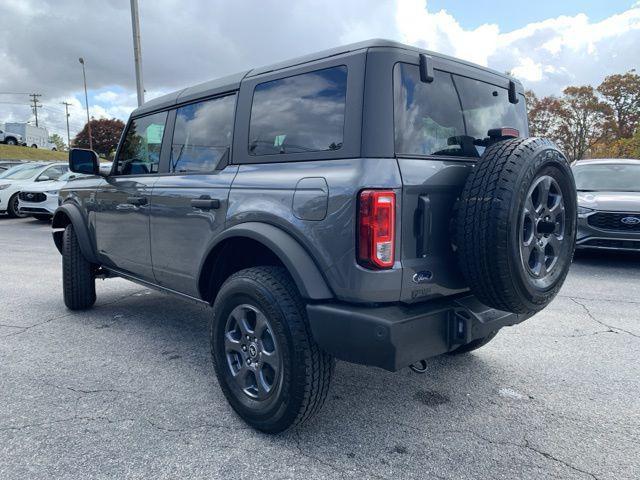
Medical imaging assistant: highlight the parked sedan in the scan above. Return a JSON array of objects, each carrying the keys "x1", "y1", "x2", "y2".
[
  {"x1": 573, "y1": 158, "x2": 640, "y2": 251},
  {"x1": 0, "y1": 161, "x2": 24, "y2": 173},
  {"x1": 18, "y1": 171, "x2": 83, "y2": 221},
  {"x1": 0, "y1": 162, "x2": 68, "y2": 217}
]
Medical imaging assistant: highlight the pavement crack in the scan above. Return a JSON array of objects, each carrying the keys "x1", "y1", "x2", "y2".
[
  {"x1": 523, "y1": 439, "x2": 600, "y2": 480},
  {"x1": 144, "y1": 418, "x2": 248, "y2": 433},
  {"x1": 451, "y1": 430, "x2": 600, "y2": 480},
  {"x1": 570, "y1": 298, "x2": 639, "y2": 339}
]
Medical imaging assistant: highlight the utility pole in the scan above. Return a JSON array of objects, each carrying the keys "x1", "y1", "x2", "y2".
[
  {"x1": 61, "y1": 102, "x2": 71, "y2": 148},
  {"x1": 29, "y1": 93, "x2": 42, "y2": 127},
  {"x1": 78, "y1": 57, "x2": 93, "y2": 150},
  {"x1": 130, "y1": 0, "x2": 145, "y2": 106}
]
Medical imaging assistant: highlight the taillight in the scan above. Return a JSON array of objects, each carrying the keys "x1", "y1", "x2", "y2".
[{"x1": 358, "y1": 190, "x2": 396, "y2": 269}]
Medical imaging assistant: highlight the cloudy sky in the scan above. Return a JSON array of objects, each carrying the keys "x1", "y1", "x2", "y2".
[{"x1": 1, "y1": 0, "x2": 639, "y2": 144}]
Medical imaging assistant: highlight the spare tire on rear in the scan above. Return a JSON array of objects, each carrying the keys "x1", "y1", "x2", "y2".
[{"x1": 455, "y1": 137, "x2": 576, "y2": 314}]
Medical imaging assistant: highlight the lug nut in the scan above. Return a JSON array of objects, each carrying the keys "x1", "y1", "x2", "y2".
[
  {"x1": 246, "y1": 359, "x2": 251, "y2": 365},
  {"x1": 242, "y1": 345, "x2": 247, "y2": 351}
]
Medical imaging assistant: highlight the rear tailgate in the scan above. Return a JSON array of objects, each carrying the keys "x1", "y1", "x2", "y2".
[{"x1": 398, "y1": 158, "x2": 471, "y2": 303}]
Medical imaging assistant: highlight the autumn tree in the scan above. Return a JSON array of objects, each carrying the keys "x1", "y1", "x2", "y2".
[
  {"x1": 597, "y1": 70, "x2": 640, "y2": 139},
  {"x1": 525, "y1": 90, "x2": 563, "y2": 139},
  {"x1": 554, "y1": 86, "x2": 611, "y2": 162},
  {"x1": 73, "y1": 118, "x2": 125, "y2": 158}
]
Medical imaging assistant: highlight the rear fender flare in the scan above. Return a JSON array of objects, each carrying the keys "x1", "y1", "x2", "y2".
[{"x1": 202, "y1": 222, "x2": 333, "y2": 300}]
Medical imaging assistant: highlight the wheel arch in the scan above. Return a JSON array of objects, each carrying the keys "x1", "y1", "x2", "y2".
[
  {"x1": 198, "y1": 222, "x2": 333, "y2": 303},
  {"x1": 52, "y1": 203, "x2": 97, "y2": 263}
]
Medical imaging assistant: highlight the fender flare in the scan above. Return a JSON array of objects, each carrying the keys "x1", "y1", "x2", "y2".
[
  {"x1": 51, "y1": 203, "x2": 98, "y2": 263},
  {"x1": 205, "y1": 222, "x2": 333, "y2": 300}
]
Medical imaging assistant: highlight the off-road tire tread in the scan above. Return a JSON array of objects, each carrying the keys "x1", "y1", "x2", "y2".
[
  {"x1": 62, "y1": 224, "x2": 96, "y2": 310},
  {"x1": 455, "y1": 137, "x2": 572, "y2": 314},
  {"x1": 212, "y1": 266, "x2": 333, "y2": 432}
]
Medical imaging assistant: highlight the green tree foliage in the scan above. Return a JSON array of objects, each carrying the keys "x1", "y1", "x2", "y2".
[{"x1": 49, "y1": 133, "x2": 66, "y2": 151}]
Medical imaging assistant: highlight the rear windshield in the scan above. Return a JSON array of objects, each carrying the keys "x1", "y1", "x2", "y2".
[
  {"x1": 573, "y1": 163, "x2": 640, "y2": 192},
  {"x1": 394, "y1": 63, "x2": 528, "y2": 158}
]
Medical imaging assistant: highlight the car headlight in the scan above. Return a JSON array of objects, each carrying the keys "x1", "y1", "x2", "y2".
[
  {"x1": 0, "y1": 184, "x2": 10, "y2": 190},
  {"x1": 577, "y1": 206, "x2": 594, "y2": 215}
]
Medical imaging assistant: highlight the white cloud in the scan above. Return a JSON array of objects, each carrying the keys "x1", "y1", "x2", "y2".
[
  {"x1": 1, "y1": 0, "x2": 639, "y2": 141},
  {"x1": 394, "y1": 0, "x2": 640, "y2": 95}
]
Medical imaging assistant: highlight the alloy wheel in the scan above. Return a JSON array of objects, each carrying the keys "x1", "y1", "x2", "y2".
[{"x1": 224, "y1": 304, "x2": 281, "y2": 401}]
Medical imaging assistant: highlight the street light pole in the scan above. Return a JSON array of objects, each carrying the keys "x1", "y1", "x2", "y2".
[
  {"x1": 78, "y1": 57, "x2": 93, "y2": 150},
  {"x1": 130, "y1": 0, "x2": 145, "y2": 107}
]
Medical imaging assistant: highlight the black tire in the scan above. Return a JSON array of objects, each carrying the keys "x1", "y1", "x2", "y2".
[
  {"x1": 33, "y1": 214, "x2": 52, "y2": 222},
  {"x1": 455, "y1": 137, "x2": 576, "y2": 314},
  {"x1": 210, "y1": 266, "x2": 334, "y2": 433},
  {"x1": 5, "y1": 138, "x2": 17, "y2": 146},
  {"x1": 6, "y1": 193, "x2": 27, "y2": 218},
  {"x1": 31, "y1": 144, "x2": 38, "y2": 148},
  {"x1": 448, "y1": 331, "x2": 498, "y2": 355},
  {"x1": 62, "y1": 224, "x2": 96, "y2": 310}
]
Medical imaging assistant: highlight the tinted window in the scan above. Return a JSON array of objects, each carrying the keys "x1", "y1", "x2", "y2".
[
  {"x1": 249, "y1": 66, "x2": 347, "y2": 156},
  {"x1": 171, "y1": 95, "x2": 236, "y2": 173},
  {"x1": 394, "y1": 63, "x2": 528, "y2": 157},
  {"x1": 116, "y1": 111, "x2": 167, "y2": 175},
  {"x1": 394, "y1": 65, "x2": 466, "y2": 156},
  {"x1": 454, "y1": 75, "x2": 528, "y2": 155}
]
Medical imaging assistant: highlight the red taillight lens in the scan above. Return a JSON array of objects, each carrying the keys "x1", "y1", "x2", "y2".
[{"x1": 358, "y1": 190, "x2": 396, "y2": 269}]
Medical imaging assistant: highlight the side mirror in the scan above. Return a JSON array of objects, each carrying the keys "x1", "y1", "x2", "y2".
[
  {"x1": 69, "y1": 148, "x2": 101, "y2": 175},
  {"x1": 36, "y1": 175, "x2": 51, "y2": 182}
]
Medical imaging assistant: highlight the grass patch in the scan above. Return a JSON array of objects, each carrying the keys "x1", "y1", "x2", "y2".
[{"x1": 0, "y1": 144, "x2": 68, "y2": 162}]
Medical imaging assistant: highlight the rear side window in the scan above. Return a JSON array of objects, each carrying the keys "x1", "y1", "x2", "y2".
[
  {"x1": 116, "y1": 111, "x2": 167, "y2": 175},
  {"x1": 170, "y1": 94, "x2": 236, "y2": 173},
  {"x1": 394, "y1": 63, "x2": 528, "y2": 158},
  {"x1": 249, "y1": 66, "x2": 347, "y2": 156}
]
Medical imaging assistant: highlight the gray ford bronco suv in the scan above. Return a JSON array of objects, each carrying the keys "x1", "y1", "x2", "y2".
[{"x1": 53, "y1": 40, "x2": 577, "y2": 433}]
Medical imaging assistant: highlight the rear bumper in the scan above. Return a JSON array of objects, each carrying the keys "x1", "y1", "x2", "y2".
[{"x1": 307, "y1": 295, "x2": 530, "y2": 371}]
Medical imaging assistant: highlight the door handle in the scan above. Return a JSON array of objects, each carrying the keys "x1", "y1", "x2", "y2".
[
  {"x1": 191, "y1": 196, "x2": 220, "y2": 210},
  {"x1": 127, "y1": 195, "x2": 148, "y2": 206}
]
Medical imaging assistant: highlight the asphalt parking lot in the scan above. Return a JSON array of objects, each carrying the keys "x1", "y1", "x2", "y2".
[{"x1": 1, "y1": 216, "x2": 638, "y2": 479}]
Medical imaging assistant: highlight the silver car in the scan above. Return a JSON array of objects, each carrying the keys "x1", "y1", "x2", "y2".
[{"x1": 573, "y1": 158, "x2": 640, "y2": 251}]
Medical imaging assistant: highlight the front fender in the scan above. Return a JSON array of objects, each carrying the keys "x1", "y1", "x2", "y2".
[
  {"x1": 52, "y1": 203, "x2": 97, "y2": 263},
  {"x1": 206, "y1": 222, "x2": 333, "y2": 300}
]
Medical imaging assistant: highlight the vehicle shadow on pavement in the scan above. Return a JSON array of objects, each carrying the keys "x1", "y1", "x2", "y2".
[
  {"x1": 75, "y1": 288, "x2": 508, "y2": 469},
  {"x1": 573, "y1": 248, "x2": 640, "y2": 268}
]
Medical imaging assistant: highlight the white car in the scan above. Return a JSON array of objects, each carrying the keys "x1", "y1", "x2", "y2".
[
  {"x1": 0, "y1": 162, "x2": 68, "y2": 218},
  {"x1": 18, "y1": 171, "x2": 83, "y2": 221}
]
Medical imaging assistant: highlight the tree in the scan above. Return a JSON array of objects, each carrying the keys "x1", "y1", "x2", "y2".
[
  {"x1": 597, "y1": 70, "x2": 640, "y2": 139},
  {"x1": 49, "y1": 133, "x2": 66, "y2": 151},
  {"x1": 73, "y1": 118, "x2": 125, "y2": 158},
  {"x1": 525, "y1": 90, "x2": 563, "y2": 139},
  {"x1": 555, "y1": 86, "x2": 611, "y2": 162}
]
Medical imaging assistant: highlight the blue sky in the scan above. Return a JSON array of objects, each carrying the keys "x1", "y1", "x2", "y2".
[{"x1": 428, "y1": 0, "x2": 637, "y2": 31}]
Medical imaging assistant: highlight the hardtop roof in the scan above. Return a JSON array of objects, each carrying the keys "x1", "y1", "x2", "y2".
[{"x1": 132, "y1": 38, "x2": 521, "y2": 117}]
